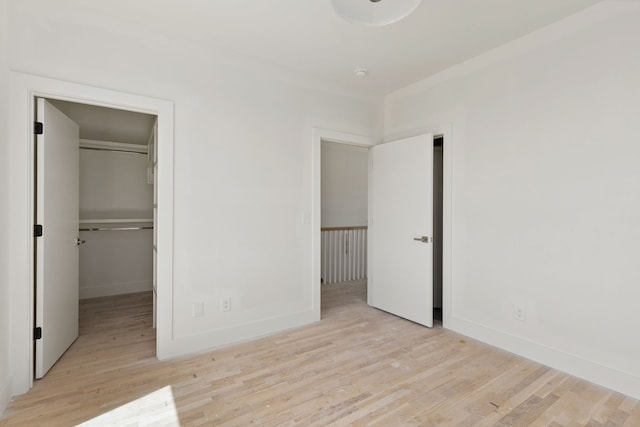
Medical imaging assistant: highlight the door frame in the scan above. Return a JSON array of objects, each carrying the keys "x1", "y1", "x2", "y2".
[
  {"x1": 311, "y1": 124, "x2": 454, "y2": 328},
  {"x1": 8, "y1": 72, "x2": 175, "y2": 395}
]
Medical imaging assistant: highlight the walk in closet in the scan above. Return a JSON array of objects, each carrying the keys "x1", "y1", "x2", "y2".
[{"x1": 50, "y1": 100, "x2": 157, "y2": 318}]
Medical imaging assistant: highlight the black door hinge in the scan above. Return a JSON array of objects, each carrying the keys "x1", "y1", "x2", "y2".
[
  {"x1": 34, "y1": 121, "x2": 43, "y2": 135},
  {"x1": 34, "y1": 224, "x2": 43, "y2": 237},
  {"x1": 34, "y1": 327, "x2": 42, "y2": 340}
]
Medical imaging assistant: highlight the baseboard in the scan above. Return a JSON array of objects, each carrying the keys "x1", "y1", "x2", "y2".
[
  {"x1": 448, "y1": 316, "x2": 640, "y2": 400},
  {"x1": 79, "y1": 281, "x2": 153, "y2": 299},
  {"x1": 157, "y1": 309, "x2": 317, "y2": 361},
  {"x1": 0, "y1": 376, "x2": 12, "y2": 418}
]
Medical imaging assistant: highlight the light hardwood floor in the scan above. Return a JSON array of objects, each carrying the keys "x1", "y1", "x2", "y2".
[{"x1": 1, "y1": 282, "x2": 639, "y2": 426}]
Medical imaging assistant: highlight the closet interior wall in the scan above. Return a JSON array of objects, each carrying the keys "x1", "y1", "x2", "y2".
[{"x1": 78, "y1": 143, "x2": 154, "y2": 299}]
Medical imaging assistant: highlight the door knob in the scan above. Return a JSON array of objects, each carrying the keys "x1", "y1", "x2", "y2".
[
  {"x1": 75, "y1": 238, "x2": 86, "y2": 246},
  {"x1": 413, "y1": 236, "x2": 431, "y2": 243}
]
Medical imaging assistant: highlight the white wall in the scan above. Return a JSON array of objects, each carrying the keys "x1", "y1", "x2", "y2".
[
  {"x1": 79, "y1": 229, "x2": 153, "y2": 299},
  {"x1": 80, "y1": 149, "x2": 153, "y2": 220},
  {"x1": 6, "y1": 0, "x2": 382, "y2": 394},
  {"x1": 321, "y1": 142, "x2": 368, "y2": 228},
  {"x1": 0, "y1": 0, "x2": 12, "y2": 413},
  {"x1": 79, "y1": 149, "x2": 154, "y2": 298},
  {"x1": 385, "y1": 2, "x2": 640, "y2": 399}
]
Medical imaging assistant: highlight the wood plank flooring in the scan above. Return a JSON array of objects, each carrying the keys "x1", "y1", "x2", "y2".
[{"x1": 1, "y1": 281, "x2": 639, "y2": 426}]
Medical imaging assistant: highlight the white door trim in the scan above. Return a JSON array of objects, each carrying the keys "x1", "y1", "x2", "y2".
[
  {"x1": 8, "y1": 72, "x2": 175, "y2": 395},
  {"x1": 311, "y1": 128, "x2": 377, "y2": 319}
]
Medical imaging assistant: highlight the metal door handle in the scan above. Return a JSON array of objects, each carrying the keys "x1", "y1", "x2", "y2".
[
  {"x1": 76, "y1": 238, "x2": 86, "y2": 246},
  {"x1": 413, "y1": 236, "x2": 431, "y2": 243}
]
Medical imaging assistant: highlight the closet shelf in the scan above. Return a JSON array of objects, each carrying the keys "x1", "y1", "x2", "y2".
[
  {"x1": 80, "y1": 225, "x2": 153, "y2": 232},
  {"x1": 79, "y1": 218, "x2": 154, "y2": 232},
  {"x1": 79, "y1": 218, "x2": 153, "y2": 224}
]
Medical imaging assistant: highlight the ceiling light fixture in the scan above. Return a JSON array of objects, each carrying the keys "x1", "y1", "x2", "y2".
[
  {"x1": 331, "y1": 0, "x2": 422, "y2": 26},
  {"x1": 354, "y1": 68, "x2": 369, "y2": 78}
]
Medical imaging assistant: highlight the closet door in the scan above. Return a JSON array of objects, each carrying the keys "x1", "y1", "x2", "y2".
[{"x1": 35, "y1": 98, "x2": 80, "y2": 378}]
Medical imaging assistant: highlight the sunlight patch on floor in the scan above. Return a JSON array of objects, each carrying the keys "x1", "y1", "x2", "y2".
[{"x1": 76, "y1": 385, "x2": 179, "y2": 426}]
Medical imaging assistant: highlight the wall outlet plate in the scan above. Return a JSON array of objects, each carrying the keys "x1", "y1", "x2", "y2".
[
  {"x1": 514, "y1": 304, "x2": 525, "y2": 321},
  {"x1": 221, "y1": 297, "x2": 231, "y2": 312},
  {"x1": 193, "y1": 302, "x2": 204, "y2": 318}
]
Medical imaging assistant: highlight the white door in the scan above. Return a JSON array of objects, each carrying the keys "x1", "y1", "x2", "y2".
[
  {"x1": 369, "y1": 134, "x2": 434, "y2": 327},
  {"x1": 35, "y1": 98, "x2": 80, "y2": 378}
]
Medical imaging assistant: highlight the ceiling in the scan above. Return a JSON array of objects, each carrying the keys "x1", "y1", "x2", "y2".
[
  {"x1": 40, "y1": 0, "x2": 602, "y2": 140},
  {"x1": 74, "y1": 0, "x2": 601, "y2": 96},
  {"x1": 50, "y1": 100, "x2": 156, "y2": 145}
]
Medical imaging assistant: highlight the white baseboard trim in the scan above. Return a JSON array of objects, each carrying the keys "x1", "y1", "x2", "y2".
[
  {"x1": 158, "y1": 309, "x2": 317, "y2": 361},
  {"x1": 0, "y1": 376, "x2": 12, "y2": 418},
  {"x1": 80, "y1": 281, "x2": 153, "y2": 299},
  {"x1": 448, "y1": 316, "x2": 640, "y2": 400}
]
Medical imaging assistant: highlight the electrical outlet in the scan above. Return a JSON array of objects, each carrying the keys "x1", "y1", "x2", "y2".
[
  {"x1": 193, "y1": 302, "x2": 204, "y2": 318},
  {"x1": 221, "y1": 297, "x2": 231, "y2": 312},
  {"x1": 514, "y1": 304, "x2": 525, "y2": 321}
]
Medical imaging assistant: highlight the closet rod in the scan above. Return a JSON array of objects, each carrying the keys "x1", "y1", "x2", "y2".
[
  {"x1": 79, "y1": 226, "x2": 154, "y2": 232},
  {"x1": 80, "y1": 146, "x2": 147, "y2": 155}
]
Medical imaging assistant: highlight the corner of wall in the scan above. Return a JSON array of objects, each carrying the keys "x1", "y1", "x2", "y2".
[
  {"x1": 0, "y1": 376, "x2": 12, "y2": 416},
  {"x1": 448, "y1": 316, "x2": 640, "y2": 401},
  {"x1": 383, "y1": 1, "x2": 640, "y2": 401},
  {"x1": 385, "y1": 1, "x2": 637, "y2": 104}
]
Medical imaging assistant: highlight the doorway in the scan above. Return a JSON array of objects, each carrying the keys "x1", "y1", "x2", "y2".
[
  {"x1": 311, "y1": 129, "x2": 376, "y2": 321},
  {"x1": 8, "y1": 72, "x2": 175, "y2": 395},
  {"x1": 433, "y1": 135, "x2": 444, "y2": 322},
  {"x1": 320, "y1": 141, "x2": 369, "y2": 283},
  {"x1": 312, "y1": 127, "x2": 452, "y2": 330},
  {"x1": 34, "y1": 98, "x2": 158, "y2": 378},
  {"x1": 320, "y1": 140, "x2": 369, "y2": 313}
]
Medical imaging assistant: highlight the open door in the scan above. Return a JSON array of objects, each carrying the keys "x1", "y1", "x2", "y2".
[
  {"x1": 35, "y1": 98, "x2": 80, "y2": 378},
  {"x1": 369, "y1": 134, "x2": 433, "y2": 327}
]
